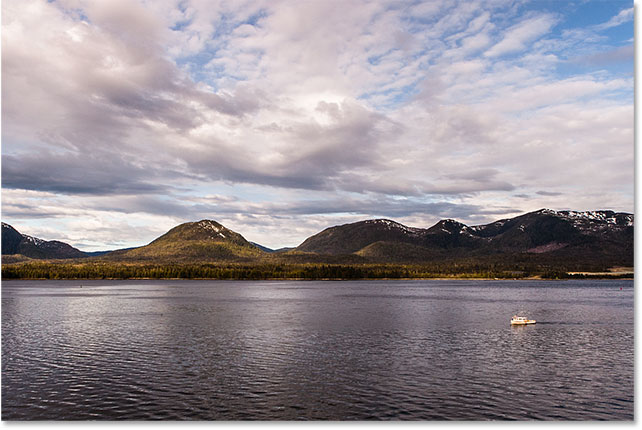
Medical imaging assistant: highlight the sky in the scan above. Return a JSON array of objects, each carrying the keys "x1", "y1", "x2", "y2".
[{"x1": 1, "y1": 0, "x2": 635, "y2": 251}]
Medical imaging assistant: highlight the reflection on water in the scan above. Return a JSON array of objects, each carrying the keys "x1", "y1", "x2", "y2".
[{"x1": 1, "y1": 279, "x2": 633, "y2": 420}]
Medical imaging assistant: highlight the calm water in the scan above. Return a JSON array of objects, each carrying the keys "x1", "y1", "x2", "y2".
[{"x1": 1, "y1": 279, "x2": 633, "y2": 420}]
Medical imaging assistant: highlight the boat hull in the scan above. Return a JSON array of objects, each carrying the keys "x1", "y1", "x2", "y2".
[{"x1": 510, "y1": 320, "x2": 536, "y2": 325}]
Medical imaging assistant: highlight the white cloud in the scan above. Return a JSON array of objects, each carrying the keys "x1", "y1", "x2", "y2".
[
  {"x1": 594, "y1": 7, "x2": 633, "y2": 31},
  {"x1": 485, "y1": 14, "x2": 557, "y2": 58}
]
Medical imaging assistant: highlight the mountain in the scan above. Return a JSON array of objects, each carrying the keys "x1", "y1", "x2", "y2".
[
  {"x1": 297, "y1": 219, "x2": 425, "y2": 255},
  {"x1": 2, "y1": 223, "x2": 23, "y2": 255},
  {"x1": 251, "y1": 242, "x2": 275, "y2": 253},
  {"x1": 469, "y1": 209, "x2": 633, "y2": 257},
  {"x1": 84, "y1": 247, "x2": 136, "y2": 257},
  {"x1": 295, "y1": 209, "x2": 633, "y2": 266},
  {"x1": 249, "y1": 243, "x2": 294, "y2": 253},
  {"x1": 273, "y1": 247, "x2": 295, "y2": 253},
  {"x1": 102, "y1": 220, "x2": 264, "y2": 262},
  {"x1": 2, "y1": 209, "x2": 633, "y2": 273},
  {"x1": 1, "y1": 223, "x2": 88, "y2": 259}
]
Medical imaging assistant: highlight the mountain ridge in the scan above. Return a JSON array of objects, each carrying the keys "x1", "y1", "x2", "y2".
[
  {"x1": 2, "y1": 209, "x2": 633, "y2": 272},
  {"x1": 1, "y1": 223, "x2": 88, "y2": 260},
  {"x1": 292, "y1": 209, "x2": 633, "y2": 267},
  {"x1": 296, "y1": 209, "x2": 634, "y2": 254}
]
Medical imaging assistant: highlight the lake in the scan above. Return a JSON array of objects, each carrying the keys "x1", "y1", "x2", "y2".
[{"x1": 1, "y1": 279, "x2": 633, "y2": 420}]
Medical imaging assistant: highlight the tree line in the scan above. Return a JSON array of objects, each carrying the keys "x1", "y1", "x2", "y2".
[{"x1": 0, "y1": 260, "x2": 609, "y2": 280}]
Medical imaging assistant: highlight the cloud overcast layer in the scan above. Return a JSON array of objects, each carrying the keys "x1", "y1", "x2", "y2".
[{"x1": 2, "y1": 0, "x2": 634, "y2": 250}]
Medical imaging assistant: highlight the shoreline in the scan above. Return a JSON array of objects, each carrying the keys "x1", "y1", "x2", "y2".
[{"x1": 2, "y1": 275, "x2": 633, "y2": 281}]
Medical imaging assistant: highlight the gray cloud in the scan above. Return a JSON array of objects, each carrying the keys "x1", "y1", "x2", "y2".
[
  {"x1": 129, "y1": 192, "x2": 519, "y2": 224},
  {"x1": 1, "y1": 152, "x2": 169, "y2": 195},
  {"x1": 195, "y1": 86, "x2": 270, "y2": 117},
  {"x1": 1, "y1": 203, "x2": 64, "y2": 219},
  {"x1": 570, "y1": 45, "x2": 633, "y2": 67},
  {"x1": 176, "y1": 100, "x2": 402, "y2": 192},
  {"x1": 335, "y1": 174, "x2": 515, "y2": 196},
  {"x1": 536, "y1": 190, "x2": 562, "y2": 196}
]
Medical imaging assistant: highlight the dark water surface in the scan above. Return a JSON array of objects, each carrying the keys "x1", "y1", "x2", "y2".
[{"x1": 1, "y1": 279, "x2": 633, "y2": 420}]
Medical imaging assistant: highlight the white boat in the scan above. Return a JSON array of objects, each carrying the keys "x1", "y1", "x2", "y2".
[{"x1": 511, "y1": 315, "x2": 536, "y2": 325}]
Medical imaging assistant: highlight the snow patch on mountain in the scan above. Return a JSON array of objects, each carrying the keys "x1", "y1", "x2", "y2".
[
  {"x1": 23, "y1": 235, "x2": 45, "y2": 246},
  {"x1": 555, "y1": 210, "x2": 634, "y2": 232},
  {"x1": 196, "y1": 220, "x2": 231, "y2": 239},
  {"x1": 365, "y1": 219, "x2": 423, "y2": 236},
  {"x1": 197, "y1": 220, "x2": 222, "y2": 233},
  {"x1": 562, "y1": 211, "x2": 616, "y2": 222},
  {"x1": 533, "y1": 209, "x2": 634, "y2": 231}
]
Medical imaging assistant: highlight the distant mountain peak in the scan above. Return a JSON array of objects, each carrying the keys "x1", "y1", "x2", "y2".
[
  {"x1": 194, "y1": 220, "x2": 228, "y2": 238},
  {"x1": 109, "y1": 219, "x2": 262, "y2": 262},
  {"x1": 196, "y1": 219, "x2": 223, "y2": 229},
  {"x1": 530, "y1": 209, "x2": 634, "y2": 228},
  {"x1": 535, "y1": 208, "x2": 557, "y2": 215},
  {"x1": 250, "y1": 242, "x2": 274, "y2": 252},
  {"x1": 1, "y1": 223, "x2": 87, "y2": 259},
  {"x1": 150, "y1": 219, "x2": 247, "y2": 244},
  {"x1": 429, "y1": 218, "x2": 468, "y2": 235},
  {"x1": 364, "y1": 218, "x2": 399, "y2": 225},
  {"x1": 559, "y1": 210, "x2": 632, "y2": 224},
  {"x1": 439, "y1": 218, "x2": 466, "y2": 226},
  {"x1": 363, "y1": 219, "x2": 423, "y2": 235}
]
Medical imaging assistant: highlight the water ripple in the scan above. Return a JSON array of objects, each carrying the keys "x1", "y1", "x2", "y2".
[{"x1": 2, "y1": 279, "x2": 633, "y2": 420}]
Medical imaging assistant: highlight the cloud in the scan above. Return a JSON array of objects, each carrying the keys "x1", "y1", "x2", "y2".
[
  {"x1": 1, "y1": 0, "x2": 633, "y2": 249},
  {"x1": 571, "y1": 44, "x2": 634, "y2": 67},
  {"x1": 536, "y1": 191, "x2": 562, "y2": 197},
  {"x1": 485, "y1": 14, "x2": 557, "y2": 58},
  {"x1": 593, "y1": 7, "x2": 633, "y2": 31}
]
